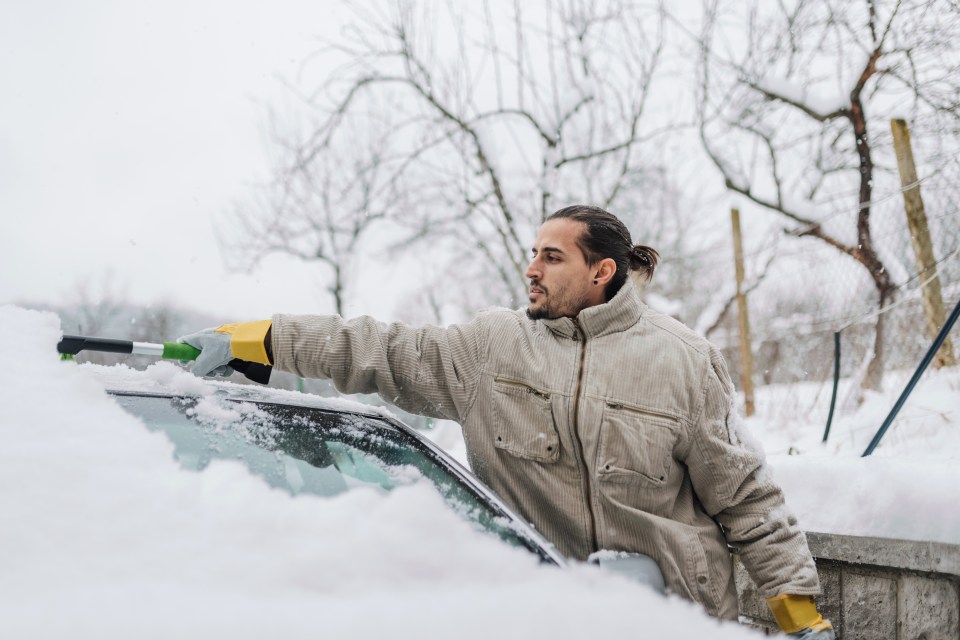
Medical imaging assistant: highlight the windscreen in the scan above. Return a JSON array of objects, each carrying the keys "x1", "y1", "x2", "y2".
[{"x1": 113, "y1": 393, "x2": 546, "y2": 558}]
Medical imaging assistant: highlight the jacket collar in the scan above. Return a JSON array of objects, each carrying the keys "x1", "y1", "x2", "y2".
[{"x1": 540, "y1": 279, "x2": 646, "y2": 340}]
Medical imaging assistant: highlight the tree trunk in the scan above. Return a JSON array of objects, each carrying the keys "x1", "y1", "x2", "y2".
[
  {"x1": 848, "y1": 51, "x2": 893, "y2": 391},
  {"x1": 331, "y1": 263, "x2": 345, "y2": 316},
  {"x1": 864, "y1": 290, "x2": 890, "y2": 392}
]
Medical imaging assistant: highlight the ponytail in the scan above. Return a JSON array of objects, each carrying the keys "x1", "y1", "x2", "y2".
[{"x1": 629, "y1": 245, "x2": 659, "y2": 282}]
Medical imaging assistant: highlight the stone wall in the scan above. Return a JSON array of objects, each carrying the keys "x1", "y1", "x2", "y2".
[{"x1": 735, "y1": 532, "x2": 960, "y2": 639}]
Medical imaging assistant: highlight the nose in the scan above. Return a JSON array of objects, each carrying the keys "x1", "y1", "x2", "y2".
[{"x1": 525, "y1": 256, "x2": 542, "y2": 281}]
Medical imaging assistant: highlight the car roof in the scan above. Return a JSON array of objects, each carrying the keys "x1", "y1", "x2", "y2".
[{"x1": 85, "y1": 361, "x2": 395, "y2": 419}]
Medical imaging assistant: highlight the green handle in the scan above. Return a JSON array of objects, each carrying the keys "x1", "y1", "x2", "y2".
[{"x1": 162, "y1": 342, "x2": 201, "y2": 361}]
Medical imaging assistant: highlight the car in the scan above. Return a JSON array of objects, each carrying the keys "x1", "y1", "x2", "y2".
[
  {"x1": 96, "y1": 369, "x2": 673, "y2": 593},
  {"x1": 103, "y1": 380, "x2": 567, "y2": 567}
]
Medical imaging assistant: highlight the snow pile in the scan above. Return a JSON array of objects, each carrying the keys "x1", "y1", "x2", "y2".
[
  {"x1": 746, "y1": 367, "x2": 960, "y2": 544},
  {"x1": 770, "y1": 456, "x2": 960, "y2": 543},
  {"x1": 0, "y1": 306, "x2": 756, "y2": 639}
]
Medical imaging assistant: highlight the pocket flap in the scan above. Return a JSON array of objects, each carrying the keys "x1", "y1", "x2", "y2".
[
  {"x1": 491, "y1": 379, "x2": 560, "y2": 463},
  {"x1": 598, "y1": 401, "x2": 678, "y2": 485}
]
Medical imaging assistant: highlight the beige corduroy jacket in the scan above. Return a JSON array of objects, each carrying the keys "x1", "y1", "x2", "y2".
[{"x1": 271, "y1": 280, "x2": 820, "y2": 619}]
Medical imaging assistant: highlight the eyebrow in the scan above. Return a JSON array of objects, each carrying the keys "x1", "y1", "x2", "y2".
[{"x1": 532, "y1": 246, "x2": 565, "y2": 255}]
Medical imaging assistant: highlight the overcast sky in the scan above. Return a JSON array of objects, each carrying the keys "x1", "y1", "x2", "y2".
[
  {"x1": 1, "y1": 0, "x2": 756, "y2": 330},
  {"x1": 0, "y1": 1, "x2": 404, "y2": 321}
]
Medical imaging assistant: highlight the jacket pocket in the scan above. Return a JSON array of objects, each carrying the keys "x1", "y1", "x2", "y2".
[
  {"x1": 597, "y1": 401, "x2": 679, "y2": 486},
  {"x1": 491, "y1": 377, "x2": 560, "y2": 463}
]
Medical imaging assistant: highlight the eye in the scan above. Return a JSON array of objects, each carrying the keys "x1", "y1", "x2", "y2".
[{"x1": 546, "y1": 255, "x2": 559, "y2": 263}]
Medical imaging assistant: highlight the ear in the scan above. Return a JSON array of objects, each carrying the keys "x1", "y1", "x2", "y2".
[{"x1": 594, "y1": 258, "x2": 617, "y2": 285}]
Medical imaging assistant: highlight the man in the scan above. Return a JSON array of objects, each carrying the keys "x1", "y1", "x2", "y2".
[{"x1": 183, "y1": 205, "x2": 833, "y2": 637}]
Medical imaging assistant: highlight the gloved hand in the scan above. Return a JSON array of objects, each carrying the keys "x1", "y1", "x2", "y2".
[
  {"x1": 767, "y1": 594, "x2": 835, "y2": 640},
  {"x1": 179, "y1": 320, "x2": 272, "y2": 377}
]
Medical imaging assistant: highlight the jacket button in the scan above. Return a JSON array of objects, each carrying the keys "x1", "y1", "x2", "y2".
[{"x1": 697, "y1": 575, "x2": 708, "y2": 585}]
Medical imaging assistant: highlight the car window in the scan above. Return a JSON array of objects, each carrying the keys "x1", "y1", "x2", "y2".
[{"x1": 113, "y1": 393, "x2": 547, "y2": 559}]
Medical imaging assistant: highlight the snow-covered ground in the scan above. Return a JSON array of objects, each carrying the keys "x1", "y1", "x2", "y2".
[
  {"x1": 0, "y1": 305, "x2": 755, "y2": 639},
  {"x1": 751, "y1": 367, "x2": 960, "y2": 544}
]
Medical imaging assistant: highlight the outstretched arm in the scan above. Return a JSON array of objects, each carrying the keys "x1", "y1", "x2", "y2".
[{"x1": 271, "y1": 313, "x2": 487, "y2": 423}]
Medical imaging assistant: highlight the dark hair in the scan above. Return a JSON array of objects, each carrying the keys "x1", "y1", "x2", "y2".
[{"x1": 547, "y1": 204, "x2": 659, "y2": 301}]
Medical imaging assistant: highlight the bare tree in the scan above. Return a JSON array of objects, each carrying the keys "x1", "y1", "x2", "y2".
[
  {"x1": 228, "y1": 115, "x2": 395, "y2": 316},
  {"x1": 232, "y1": 0, "x2": 682, "y2": 313},
  {"x1": 694, "y1": 0, "x2": 960, "y2": 391}
]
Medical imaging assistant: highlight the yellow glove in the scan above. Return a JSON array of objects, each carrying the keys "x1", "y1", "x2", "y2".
[
  {"x1": 179, "y1": 320, "x2": 272, "y2": 377},
  {"x1": 767, "y1": 594, "x2": 834, "y2": 638},
  {"x1": 215, "y1": 320, "x2": 273, "y2": 364}
]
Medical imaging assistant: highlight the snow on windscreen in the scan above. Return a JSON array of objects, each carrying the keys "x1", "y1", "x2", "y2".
[{"x1": 0, "y1": 306, "x2": 756, "y2": 639}]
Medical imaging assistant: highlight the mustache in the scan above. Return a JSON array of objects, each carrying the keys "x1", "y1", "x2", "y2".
[{"x1": 529, "y1": 280, "x2": 547, "y2": 293}]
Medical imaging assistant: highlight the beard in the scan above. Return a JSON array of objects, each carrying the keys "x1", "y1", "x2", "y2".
[
  {"x1": 525, "y1": 282, "x2": 589, "y2": 320},
  {"x1": 525, "y1": 306, "x2": 551, "y2": 320}
]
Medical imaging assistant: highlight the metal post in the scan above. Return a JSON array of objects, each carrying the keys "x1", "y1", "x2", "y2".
[
  {"x1": 731, "y1": 208, "x2": 756, "y2": 417},
  {"x1": 863, "y1": 297, "x2": 960, "y2": 456},
  {"x1": 891, "y1": 118, "x2": 956, "y2": 367}
]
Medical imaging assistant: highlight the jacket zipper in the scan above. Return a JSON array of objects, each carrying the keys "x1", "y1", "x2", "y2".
[
  {"x1": 494, "y1": 377, "x2": 551, "y2": 401},
  {"x1": 605, "y1": 402, "x2": 679, "y2": 424},
  {"x1": 571, "y1": 320, "x2": 598, "y2": 553}
]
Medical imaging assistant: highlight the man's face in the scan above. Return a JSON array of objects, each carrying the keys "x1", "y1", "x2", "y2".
[{"x1": 525, "y1": 218, "x2": 596, "y2": 320}]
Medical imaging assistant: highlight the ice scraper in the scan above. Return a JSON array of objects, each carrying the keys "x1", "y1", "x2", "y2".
[{"x1": 56, "y1": 334, "x2": 272, "y2": 384}]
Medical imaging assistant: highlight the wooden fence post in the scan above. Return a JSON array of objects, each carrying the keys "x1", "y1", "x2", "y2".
[
  {"x1": 731, "y1": 208, "x2": 756, "y2": 416},
  {"x1": 890, "y1": 119, "x2": 956, "y2": 368}
]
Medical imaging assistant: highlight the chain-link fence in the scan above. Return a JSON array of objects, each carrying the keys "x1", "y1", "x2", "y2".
[{"x1": 707, "y1": 155, "x2": 960, "y2": 426}]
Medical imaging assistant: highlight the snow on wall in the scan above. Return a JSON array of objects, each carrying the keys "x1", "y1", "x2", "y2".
[
  {"x1": 746, "y1": 366, "x2": 960, "y2": 544},
  {"x1": 770, "y1": 455, "x2": 960, "y2": 545}
]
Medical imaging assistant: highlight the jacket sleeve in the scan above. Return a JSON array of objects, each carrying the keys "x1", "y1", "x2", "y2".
[
  {"x1": 269, "y1": 313, "x2": 486, "y2": 422},
  {"x1": 685, "y1": 348, "x2": 821, "y2": 598}
]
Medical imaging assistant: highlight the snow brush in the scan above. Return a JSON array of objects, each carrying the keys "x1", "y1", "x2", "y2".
[{"x1": 56, "y1": 335, "x2": 272, "y2": 384}]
